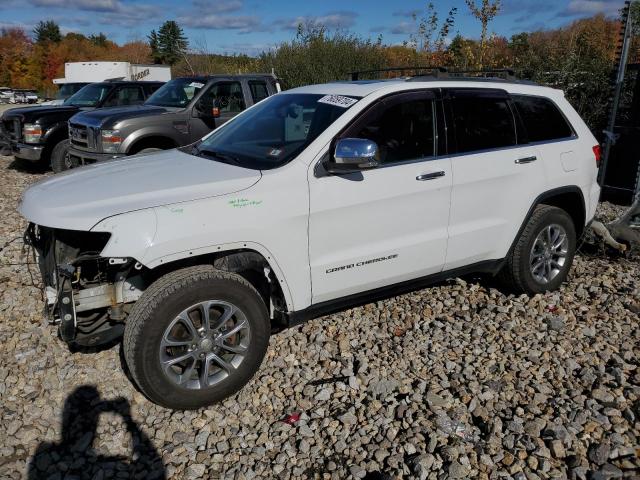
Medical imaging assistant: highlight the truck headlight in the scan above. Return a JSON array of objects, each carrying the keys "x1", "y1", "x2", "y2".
[
  {"x1": 101, "y1": 130, "x2": 123, "y2": 154},
  {"x1": 23, "y1": 124, "x2": 43, "y2": 143}
]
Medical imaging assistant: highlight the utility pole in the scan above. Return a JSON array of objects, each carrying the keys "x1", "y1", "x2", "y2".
[{"x1": 600, "y1": 1, "x2": 634, "y2": 185}]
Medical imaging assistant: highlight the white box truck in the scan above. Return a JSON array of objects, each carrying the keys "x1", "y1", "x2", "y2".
[
  {"x1": 44, "y1": 62, "x2": 171, "y2": 105},
  {"x1": 53, "y1": 61, "x2": 171, "y2": 84}
]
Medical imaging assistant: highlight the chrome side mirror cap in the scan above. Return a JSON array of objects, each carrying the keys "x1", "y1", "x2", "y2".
[{"x1": 329, "y1": 138, "x2": 379, "y2": 172}]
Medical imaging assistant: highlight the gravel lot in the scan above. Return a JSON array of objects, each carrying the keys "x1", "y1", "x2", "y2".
[{"x1": 0, "y1": 154, "x2": 638, "y2": 480}]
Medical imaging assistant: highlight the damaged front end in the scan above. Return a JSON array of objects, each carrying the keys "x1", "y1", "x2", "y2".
[{"x1": 25, "y1": 223, "x2": 146, "y2": 347}]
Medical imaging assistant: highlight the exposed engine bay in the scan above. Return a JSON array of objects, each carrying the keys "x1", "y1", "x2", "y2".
[{"x1": 25, "y1": 223, "x2": 146, "y2": 347}]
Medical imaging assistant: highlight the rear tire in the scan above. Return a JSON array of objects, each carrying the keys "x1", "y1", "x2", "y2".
[
  {"x1": 50, "y1": 139, "x2": 76, "y2": 173},
  {"x1": 498, "y1": 205, "x2": 576, "y2": 294},
  {"x1": 123, "y1": 265, "x2": 270, "y2": 409}
]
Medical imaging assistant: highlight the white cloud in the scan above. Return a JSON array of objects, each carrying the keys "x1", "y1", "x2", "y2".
[
  {"x1": 178, "y1": 13, "x2": 261, "y2": 31},
  {"x1": 390, "y1": 21, "x2": 416, "y2": 35},
  {"x1": 191, "y1": 0, "x2": 243, "y2": 13},
  {"x1": 559, "y1": 0, "x2": 622, "y2": 17},
  {"x1": 31, "y1": 0, "x2": 122, "y2": 12},
  {"x1": 274, "y1": 11, "x2": 357, "y2": 31}
]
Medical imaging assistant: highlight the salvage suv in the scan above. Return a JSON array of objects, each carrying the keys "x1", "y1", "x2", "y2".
[
  {"x1": 0, "y1": 81, "x2": 163, "y2": 171},
  {"x1": 64, "y1": 74, "x2": 279, "y2": 171},
  {"x1": 20, "y1": 72, "x2": 601, "y2": 409}
]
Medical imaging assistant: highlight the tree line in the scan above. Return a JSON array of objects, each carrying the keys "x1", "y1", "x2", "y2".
[{"x1": 0, "y1": 2, "x2": 638, "y2": 137}]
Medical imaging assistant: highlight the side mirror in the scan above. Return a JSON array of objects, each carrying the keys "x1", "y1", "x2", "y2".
[{"x1": 326, "y1": 138, "x2": 379, "y2": 173}]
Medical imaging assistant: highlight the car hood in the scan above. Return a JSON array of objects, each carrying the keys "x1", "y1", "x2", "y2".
[
  {"x1": 19, "y1": 149, "x2": 262, "y2": 231},
  {"x1": 71, "y1": 105, "x2": 175, "y2": 128},
  {"x1": 2, "y1": 105, "x2": 80, "y2": 122}
]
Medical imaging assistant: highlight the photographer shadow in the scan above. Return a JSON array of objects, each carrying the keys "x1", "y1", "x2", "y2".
[{"x1": 28, "y1": 385, "x2": 166, "y2": 480}]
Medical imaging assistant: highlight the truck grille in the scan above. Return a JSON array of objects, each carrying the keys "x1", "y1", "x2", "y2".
[
  {"x1": 1, "y1": 118, "x2": 21, "y2": 141},
  {"x1": 69, "y1": 123, "x2": 98, "y2": 151}
]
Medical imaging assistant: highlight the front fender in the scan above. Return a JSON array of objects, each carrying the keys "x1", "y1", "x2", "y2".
[
  {"x1": 91, "y1": 208, "x2": 158, "y2": 262},
  {"x1": 42, "y1": 122, "x2": 68, "y2": 142},
  {"x1": 122, "y1": 127, "x2": 181, "y2": 153}
]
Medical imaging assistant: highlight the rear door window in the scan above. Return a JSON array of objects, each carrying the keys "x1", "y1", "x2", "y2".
[
  {"x1": 249, "y1": 80, "x2": 269, "y2": 103},
  {"x1": 512, "y1": 95, "x2": 574, "y2": 142},
  {"x1": 448, "y1": 90, "x2": 517, "y2": 153}
]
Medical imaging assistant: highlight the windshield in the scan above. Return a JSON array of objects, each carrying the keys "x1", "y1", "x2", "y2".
[
  {"x1": 145, "y1": 78, "x2": 205, "y2": 107},
  {"x1": 195, "y1": 93, "x2": 360, "y2": 170},
  {"x1": 64, "y1": 84, "x2": 111, "y2": 107}
]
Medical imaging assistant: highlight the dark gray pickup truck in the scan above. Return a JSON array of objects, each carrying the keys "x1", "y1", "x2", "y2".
[{"x1": 64, "y1": 74, "x2": 280, "y2": 172}]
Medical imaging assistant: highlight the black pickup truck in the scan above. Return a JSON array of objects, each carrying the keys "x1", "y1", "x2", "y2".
[
  {"x1": 0, "y1": 81, "x2": 164, "y2": 171},
  {"x1": 64, "y1": 74, "x2": 280, "y2": 172}
]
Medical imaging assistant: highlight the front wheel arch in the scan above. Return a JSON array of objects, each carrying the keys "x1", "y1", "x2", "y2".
[
  {"x1": 144, "y1": 249, "x2": 291, "y2": 325},
  {"x1": 127, "y1": 136, "x2": 178, "y2": 155}
]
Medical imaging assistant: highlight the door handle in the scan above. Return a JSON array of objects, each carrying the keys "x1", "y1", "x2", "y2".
[
  {"x1": 515, "y1": 156, "x2": 537, "y2": 164},
  {"x1": 416, "y1": 171, "x2": 446, "y2": 181}
]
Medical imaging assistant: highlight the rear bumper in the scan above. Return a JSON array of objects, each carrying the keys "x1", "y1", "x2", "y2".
[
  {"x1": 68, "y1": 146, "x2": 123, "y2": 164},
  {"x1": 13, "y1": 143, "x2": 45, "y2": 162}
]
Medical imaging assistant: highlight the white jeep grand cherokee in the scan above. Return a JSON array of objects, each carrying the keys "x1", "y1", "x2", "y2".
[{"x1": 20, "y1": 75, "x2": 601, "y2": 409}]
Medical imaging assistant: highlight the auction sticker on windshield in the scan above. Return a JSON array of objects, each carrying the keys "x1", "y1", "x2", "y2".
[
  {"x1": 318, "y1": 95, "x2": 358, "y2": 108},
  {"x1": 189, "y1": 82, "x2": 205, "y2": 89}
]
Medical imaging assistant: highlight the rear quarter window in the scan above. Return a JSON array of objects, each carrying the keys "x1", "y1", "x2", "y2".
[{"x1": 513, "y1": 95, "x2": 574, "y2": 143}]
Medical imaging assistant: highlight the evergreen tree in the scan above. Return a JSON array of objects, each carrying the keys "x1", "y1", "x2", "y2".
[
  {"x1": 148, "y1": 29, "x2": 162, "y2": 64},
  {"x1": 33, "y1": 20, "x2": 62, "y2": 44},
  {"x1": 148, "y1": 21, "x2": 188, "y2": 65}
]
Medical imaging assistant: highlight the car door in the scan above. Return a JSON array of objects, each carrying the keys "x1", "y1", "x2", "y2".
[
  {"x1": 442, "y1": 88, "x2": 546, "y2": 270},
  {"x1": 190, "y1": 81, "x2": 247, "y2": 142},
  {"x1": 308, "y1": 90, "x2": 453, "y2": 304}
]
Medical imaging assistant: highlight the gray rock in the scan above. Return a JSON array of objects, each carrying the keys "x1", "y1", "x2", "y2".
[
  {"x1": 546, "y1": 315, "x2": 565, "y2": 331},
  {"x1": 185, "y1": 464, "x2": 206, "y2": 478},
  {"x1": 588, "y1": 442, "x2": 611, "y2": 465},
  {"x1": 448, "y1": 460, "x2": 470, "y2": 479},
  {"x1": 315, "y1": 388, "x2": 331, "y2": 401}
]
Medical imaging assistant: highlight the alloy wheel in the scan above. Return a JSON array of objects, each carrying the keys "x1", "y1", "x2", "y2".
[
  {"x1": 529, "y1": 224, "x2": 569, "y2": 284},
  {"x1": 159, "y1": 300, "x2": 250, "y2": 389}
]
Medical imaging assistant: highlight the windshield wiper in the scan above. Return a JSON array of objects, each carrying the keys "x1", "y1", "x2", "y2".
[{"x1": 196, "y1": 148, "x2": 242, "y2": 166}]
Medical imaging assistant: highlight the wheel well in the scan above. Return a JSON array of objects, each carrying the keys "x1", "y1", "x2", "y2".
[
  {"x1": 144, "y1": 249, "x2": 288, "y2": 327},
  {"x1": 539, "y1": 190, "x2": 586, "y2": 237},
  {"x1": 43, "y1": 125, "x2": 68, "y2": 158},
  {"x1": 128, "y1": 136, "x2": 177, "y2": 154}
]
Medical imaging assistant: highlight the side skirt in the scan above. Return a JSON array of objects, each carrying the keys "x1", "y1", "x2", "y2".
[{"x1": 285, "y1": 259, "x2": 504, "y2": 328}]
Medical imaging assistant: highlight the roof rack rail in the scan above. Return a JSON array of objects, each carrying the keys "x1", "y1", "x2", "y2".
[
  {"x1": 447, "y1": 68, "x2": 517, "y2": 80},
  {"x1": 408, "y1": 68, "x2": 518, "y2": 81},
  {"x1": 350, "y1": 66, "x2": 447, "y2": 81}
]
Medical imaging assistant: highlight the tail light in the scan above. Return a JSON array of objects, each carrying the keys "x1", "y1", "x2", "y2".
[{"x1": 593, "y1": 145, "x2": 601, "y2": 167}]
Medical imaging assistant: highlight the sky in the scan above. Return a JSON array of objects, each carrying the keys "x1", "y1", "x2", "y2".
[{"x1": 0, "y1": 0, "x2": 628, "y2": 56}]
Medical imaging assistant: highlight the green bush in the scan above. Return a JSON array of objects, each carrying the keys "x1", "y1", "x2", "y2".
[{"x1": 258, "y1": 24, "x2": 385, "y2": 89}]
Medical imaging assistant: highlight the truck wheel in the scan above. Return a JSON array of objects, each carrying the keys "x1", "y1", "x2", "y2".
[
  {"x1": 123, "y1": 265, "x2": 270, "y2": 409},
  {"x1": 498, "y1": 205, "x2": 576, "y2": 294},
  {"x1": 50, "y1": 139, "x2": 77, "y2": 173}
]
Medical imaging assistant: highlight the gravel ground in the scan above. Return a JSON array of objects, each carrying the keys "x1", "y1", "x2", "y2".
[{"x1": 0, "y1": 154, "x2": 638, "y2": 480}]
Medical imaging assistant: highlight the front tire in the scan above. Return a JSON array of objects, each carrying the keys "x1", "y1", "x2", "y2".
[
  {"x1": 498, "y1": 205, "x2": 576, "y2": 294},
  {"x1": 50, "y1": 139, "x2": 77, "y2": 173},
  {"x1": 123, "y1": 266, "x2": 270, "y2": 409}
]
